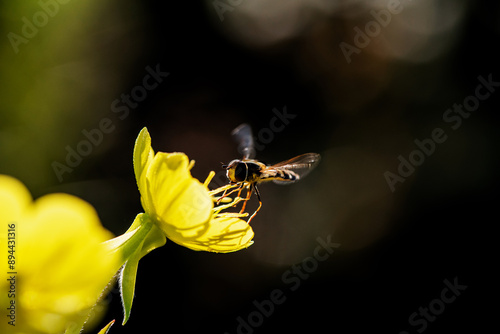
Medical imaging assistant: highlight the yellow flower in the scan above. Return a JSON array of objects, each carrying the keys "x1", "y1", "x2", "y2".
[
  {"x1": 0, "y1": 175, "x2": 121, "y2": 334},
  {"x1": 133, "y1": 127, "x2": 254, "y2": 252}
]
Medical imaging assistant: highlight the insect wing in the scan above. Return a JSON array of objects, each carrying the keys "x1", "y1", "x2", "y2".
[
  {"x1": 231, "y1": 123, "x2": 256, "y2": 160},
  {"x1": 270, "y1": 153, "x2": 321, "y2": 184}
]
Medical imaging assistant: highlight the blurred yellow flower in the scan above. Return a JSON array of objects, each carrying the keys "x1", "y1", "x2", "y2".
[
  {"x1": 0, "y1": 175, "x2": 121, "y2": 334},
  {"x1": 133, "y1": 127, "x2": 254, "y2": 252}
]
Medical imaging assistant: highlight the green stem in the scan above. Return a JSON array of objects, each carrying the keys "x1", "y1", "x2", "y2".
[
  {"x1": 102, "y1": 213, "x2": 154, "y2": 263},
  {"x1": 117, "y1": 213, "x2": 153, "y2": 262}
]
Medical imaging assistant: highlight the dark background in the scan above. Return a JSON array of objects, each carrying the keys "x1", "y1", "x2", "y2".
[{"x1": 1, "y1": 0, "x2": 498, "y2": 333}]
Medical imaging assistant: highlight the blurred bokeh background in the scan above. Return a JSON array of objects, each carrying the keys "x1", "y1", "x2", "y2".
[{"x1": 1, "y1": 0, "x2": 498, "y2": 333}]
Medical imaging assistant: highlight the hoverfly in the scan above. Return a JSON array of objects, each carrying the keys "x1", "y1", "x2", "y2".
[{"x1": 219, "y1": 123, "x2": 321, "y2": 223}]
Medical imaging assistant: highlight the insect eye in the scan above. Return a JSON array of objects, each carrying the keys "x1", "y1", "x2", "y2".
[{"x1": 234, "y1": 163, "x2": 248, "y2": 181}]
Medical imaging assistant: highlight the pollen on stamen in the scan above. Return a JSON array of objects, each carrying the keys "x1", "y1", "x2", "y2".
[
  {"x1": 216, "y1": 212, "x2": 249, "y2": 219},
  {"x1": 213, "y1": 196, "x2": 245, "y2": 213}
]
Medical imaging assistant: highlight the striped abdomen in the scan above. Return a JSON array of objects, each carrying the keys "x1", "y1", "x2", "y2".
[{"x1": 260, "y1": 168, "x2": 300, "y2": 183}]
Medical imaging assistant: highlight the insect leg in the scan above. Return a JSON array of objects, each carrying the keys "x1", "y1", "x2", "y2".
[
  {"x1": 217, "y1": 188, "x2": 228, "y2": 205},
  {"x1": 246, "y1": 184, "x2": 262, "y2": 224},
  {"x1": 236, "y1": 183, "x2": 245, "y2": 199},
  {"x1": 238, "y1": 184, "x2": 253, "y2": 214}
]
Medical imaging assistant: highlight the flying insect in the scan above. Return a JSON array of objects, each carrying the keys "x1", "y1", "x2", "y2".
[{"x1": 220, "y1": 123, "x2": 321, "y2": 223}]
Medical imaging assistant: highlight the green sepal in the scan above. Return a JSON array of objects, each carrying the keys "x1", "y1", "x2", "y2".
[
  {"x1": 105, "y1": 213, "x2": 166, "y2": 263},
  {"x1": 120, "y1": 241, "x2": 143, "y2": 325},
  {"x1": 97, "y1": 319, "x2": 116, "y2": 334},
  {"x1": 118, "y1": 213, "x2": 166, "y2": 325},
  {"x1": 133, "y1": 127, "x2": 154, "y2": 190}
]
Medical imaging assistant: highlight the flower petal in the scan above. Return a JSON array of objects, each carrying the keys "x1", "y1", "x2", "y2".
[
  {"x1": 0, "y1": 174, "x2": 32, "y2": 224},
  {"x1": 145, "y1": 152, "x2": 212, "y2": 229},
  {"x1": 0, "y1": 176, "x2": 122, "y2": 333},
  {"x1": 0, "y1": 175, "x2": 33, "y2": 296},
  {"x1": 18, "y1": 193, "x2": 120, "y2": 315},
  {"x1": 169, "y1": 216, "x2": 254, "y2": 253}
]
